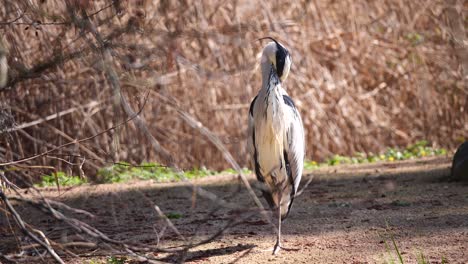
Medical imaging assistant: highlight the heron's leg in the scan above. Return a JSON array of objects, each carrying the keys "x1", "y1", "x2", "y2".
[{"x1": 273, "y1": 205, "x2": 281, "y2": 255}]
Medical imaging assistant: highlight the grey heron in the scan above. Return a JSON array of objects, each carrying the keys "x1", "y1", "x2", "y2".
[{"x1": 247, "y1": 37, "x2": 305, "y2": 254}]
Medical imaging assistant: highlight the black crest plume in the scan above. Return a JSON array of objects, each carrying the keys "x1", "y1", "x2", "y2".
[{"x1": 258, "y1": 37, "x2": 289, "y2": 78}]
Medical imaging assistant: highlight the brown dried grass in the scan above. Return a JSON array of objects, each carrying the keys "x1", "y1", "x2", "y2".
[{"x1": 0, "y1": 0, "x2": 466, "y2": 178}]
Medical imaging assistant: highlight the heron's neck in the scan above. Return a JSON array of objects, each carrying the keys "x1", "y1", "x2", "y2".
[{"x1": 261, "y1": 62, "x2": 280, "y2": 91}]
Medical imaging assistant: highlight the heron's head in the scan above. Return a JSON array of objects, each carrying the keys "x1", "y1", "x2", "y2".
[{"x1": 259, "y1": 37, "x2": 292, "y2": 82}]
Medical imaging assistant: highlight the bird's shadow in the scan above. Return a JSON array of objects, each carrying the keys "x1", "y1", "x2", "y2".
[{"x1": 158, "y1": 243, "x2": 256, "y2": 263}]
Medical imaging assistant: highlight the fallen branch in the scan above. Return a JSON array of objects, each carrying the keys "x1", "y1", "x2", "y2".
[
  {"x1": 10, "y1": 196, "x2": 95, "y2": 219},
  {"x1": 20, "y1": 241, "x2": 97, "y2": 251},
  {"x1": 0, "y1": 190, "x2": 65, "y2": 264},
  {"x1": 154, "y1": 205, "x2": 187, "y2": 242}
]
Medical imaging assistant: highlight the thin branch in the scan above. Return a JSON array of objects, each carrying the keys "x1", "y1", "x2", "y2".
[
  {"x1": 1, "y1": 170, "x2": 19, "y2": 190},
  {"x1": 0, "y1": 10, "x2": 26, "y2": 25},
  {"x1": 6, "y1": 46, "x2": 93, "y2": 88},
  {"x1": 154, "y1": 205, "x2": 187, "y2": 242},
  {"x1": 6, "y1": 101, "x2": 100, "y2": 132},
  {"x1": 21, "y1": 241, "x2": 97, "y2": 251},
  {"x1": 10, "y1": 196, "x2": 95, "y2": 219},
  {"x1": 294, "y1": 174, "x2": 315, "y2": 197},
  {"x1": 0, "y1": 91, "x2": 149, "y2": 167},
  {"x1": 0, "y1": 190, "x2": 65, "y2": 264},
  {"x1": 89, "y1": 17, "x2": 176, "y2": 167},
  {"x1": 4, "y1": 22, "x2": 131, "y2": 89}
]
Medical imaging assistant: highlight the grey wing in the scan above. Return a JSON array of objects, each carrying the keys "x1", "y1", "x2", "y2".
[
  {"x1": 283, "y1": 95, "x2": 305, "y2": 194},
  {"x1": 247, "y1": 96, "x2": 263, "y2": 181},
  {"x1": 248, "y1": 95, "x2": 275, "y2": 207}
]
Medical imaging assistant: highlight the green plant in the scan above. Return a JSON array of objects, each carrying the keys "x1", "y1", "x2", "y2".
[
  {"x1": 405, "y1": 32, "x2": 424, "y2": 46},
  {"x1": 381, "y1": 222, "x2": 447, "y2": 264},
  {"x1": 97, "y1": 161, "x2": 257, "y2": 184},
  {"x1": 88, "y1": 259, "x2": 105, "y2": 264},
  {"x1": 166, "y1": 212, "x2": 183, "y2": 219},
  {"x1": 96, "y1": 162, "x2": 234, "y2": 184},
  {"x1": 36, "y1": 141, "x2": 447, "y2": 186},
  {"x1": 389, "y1": 229, "x2": 404, "y2": 264},
  {"x1": 304, "y1": 160, "x2": 319, "y2": 170},
  {"x1": 390, "y1": 200, "x2": 411, "y2": 207},
  {"x1": 303, "y1": 141, "x2": 447, "y2": 170},
  {"x1": 417, "y1": 252, "x2": 428, "y2": 264},
  {"x1": 106, "y1": 256, "x2": 127, "y2": 264},
  {"x1": 183, "y1": 167, "x2": 216, "y2": 178},
  {"x1": 36, "y1": 171, "x2": 86, "y2": 187},
  {"x1": 380, "y1": 222, "x2": 404, "y2": 264},
  {"x1": 220, "y1": 167, "x2": 251, "y2": 175},
  {"x1": 97, "y1": 162, "x2": 180, "y2": 183}
]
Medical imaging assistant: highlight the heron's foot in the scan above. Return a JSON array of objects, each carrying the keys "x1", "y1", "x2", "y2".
[
  {"x1": 272, "y1": 242, "x2": 300, "y2": 255},
  {"x1": 273, "y1": 240, "x2": 281, "y2": 255}
]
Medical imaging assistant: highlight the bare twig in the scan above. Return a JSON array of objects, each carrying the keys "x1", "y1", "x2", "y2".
[
  {"x1": 10, "y1": 196, "x2": 95, "y2": 218},
  {"x1": 6, "y1": 101, "x2": 100, "y2": 132},
  {"x1": 0, "y1": 190, "x2": 65, "y2": 264},
  {"x1": 21, "y1": 241, "x2": 98, "y2": 251},
  {"x1": 0, "y1": 92, "x2": 149, "y2": 167},
  {"x1": 154, "y1": 205, "x2": 187, "y2": 241},
  {"x1": 295, "y1": 174, "x2": 315, "y2": 197},
  {"x1": 0, "y1": 10, "x2": 26, "y2": 25}
]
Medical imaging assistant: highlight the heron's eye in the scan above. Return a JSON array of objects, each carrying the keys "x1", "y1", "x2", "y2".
[{"x1": 270, "y1": 55, "x2": 277, "y2": 68}]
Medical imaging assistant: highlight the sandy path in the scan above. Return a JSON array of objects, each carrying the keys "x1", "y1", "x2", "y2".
[{"x1": 1, "y1": 157, "x2": 467, "y2": 263}]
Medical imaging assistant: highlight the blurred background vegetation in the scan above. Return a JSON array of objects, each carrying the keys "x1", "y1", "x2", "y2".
[{"x1": 0, "y1": 0, "x2": 466, "y2": 184}]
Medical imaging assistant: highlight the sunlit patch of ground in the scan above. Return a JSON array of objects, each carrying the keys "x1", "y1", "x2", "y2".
[{"x1": 2, "y1": 157, "x2": 467, "y2": 263}]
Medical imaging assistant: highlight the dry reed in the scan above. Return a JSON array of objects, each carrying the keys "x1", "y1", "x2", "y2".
[{"x1": 0, "y1": 0, "x2": 466, "y2": 180}]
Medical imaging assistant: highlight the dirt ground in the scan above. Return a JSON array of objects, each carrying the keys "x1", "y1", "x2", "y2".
[{"x1": 1, "y1": 156, "x2": 467, "y2": 263}]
